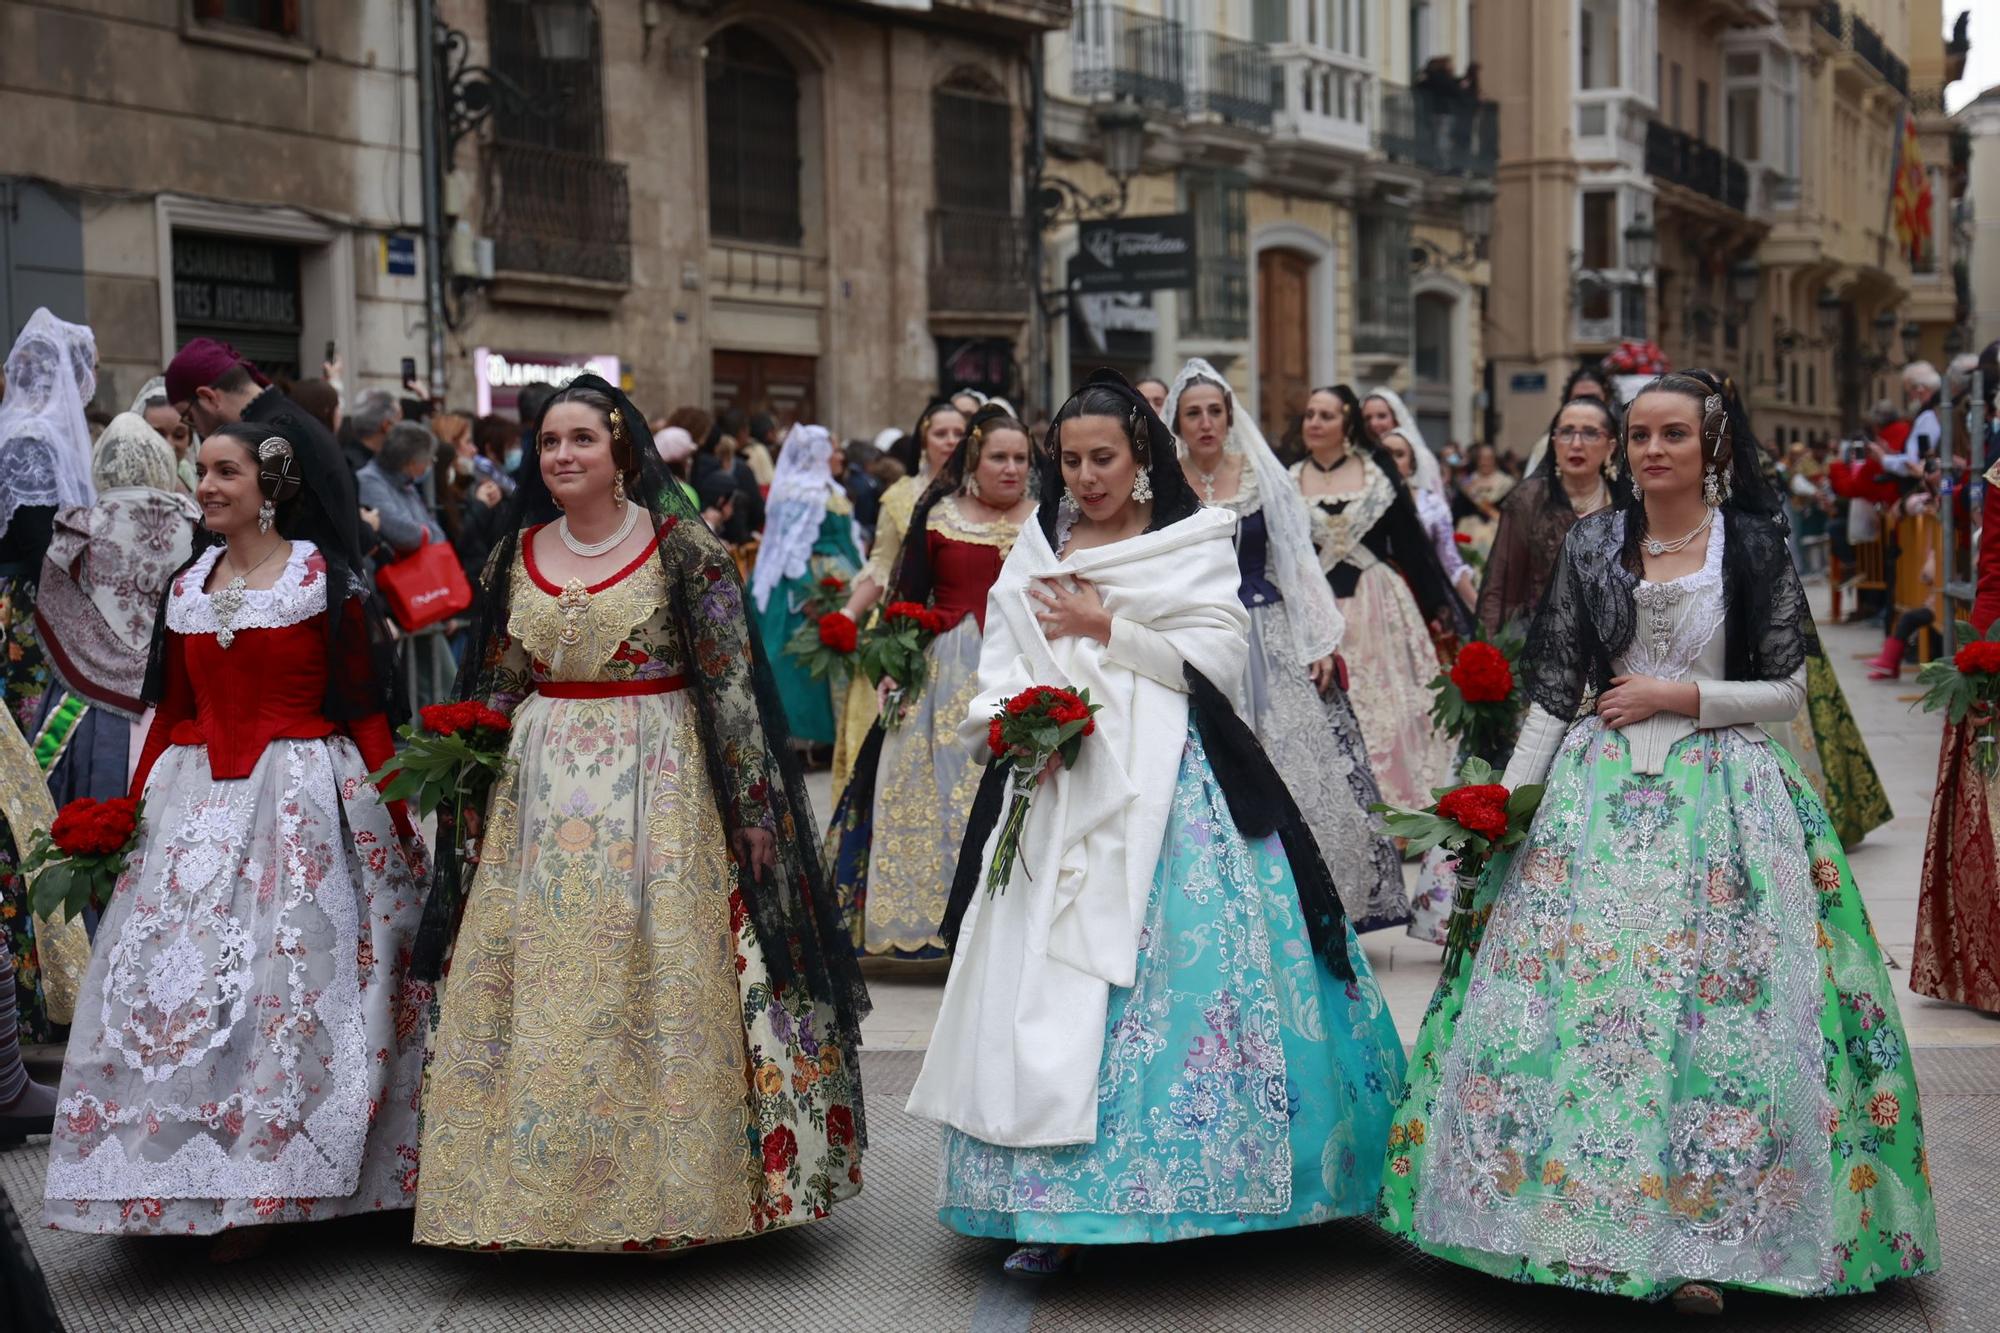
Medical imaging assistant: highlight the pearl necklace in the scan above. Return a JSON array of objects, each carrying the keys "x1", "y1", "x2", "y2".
[
  {"x1": 559, "y1": 501, "x2": 639, "y2": 557},
  {"x1": 1643, "y1": 507, "x2": 1714, "y2": 557}
]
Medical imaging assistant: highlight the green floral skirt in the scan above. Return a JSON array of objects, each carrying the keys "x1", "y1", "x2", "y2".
[{"x1": 1379, "y1": 719, "x2": 1937, "y2": 1301}]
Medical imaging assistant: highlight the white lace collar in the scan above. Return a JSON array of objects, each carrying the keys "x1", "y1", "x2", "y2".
[{"x1": 167, "y1": 539, "x2": 328, "y2": 636}]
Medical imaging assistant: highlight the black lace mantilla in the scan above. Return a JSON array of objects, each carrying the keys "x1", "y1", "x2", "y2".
[{"x1": 1522, "y1": 505, "x2": 1817, "y2": 720}]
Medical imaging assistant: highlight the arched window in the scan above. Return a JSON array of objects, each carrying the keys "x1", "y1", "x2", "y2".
[
  {"x1": 706, "y1": 27, "x2": 803, "y2": 246},
  {"x1": 933, "y1": 69, "x2": 1012, "y2": 213},
  {"x1": 1414, "y1": 291, "x2": 1454, "y2": 384},
  {"x1": 488, "y1": 0, "x2": 606, "y2": 153}
]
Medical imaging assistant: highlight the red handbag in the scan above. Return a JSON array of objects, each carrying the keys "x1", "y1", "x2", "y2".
[{"x1": 377, "y1": 532, "x2": 473, "y2": 631}]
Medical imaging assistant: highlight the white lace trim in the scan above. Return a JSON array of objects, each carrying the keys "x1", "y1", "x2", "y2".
[
  {"x1": 1622, "y1": 513, "x2": 1726, "y2": 682},
  {"x1": 46, "y1": 738, "x2": 373, "y2": 1201},
  {"x1": 166, "y1": 539, "x2": 327, "y2": 636}
]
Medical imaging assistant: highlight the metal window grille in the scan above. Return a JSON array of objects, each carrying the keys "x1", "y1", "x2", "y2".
[
  {"x1": 1183, "y1": 171, "x2": 1249, "y2": 340},
  {"x1": 487, "y1": 0, "x2": 606, "y2": 155},
  {"x1": 1353, "y1": 213, "x2": 1412, "y2": 357},
  {"x1": 934, "y1": 83, "x2": 1013, "y2": 213},
  {"x1": 706, "y1": 28, "x2": 804, "y2": 246},
  {"x1": 930, "y1": 80, "x2": 1025, "y2": 313}
]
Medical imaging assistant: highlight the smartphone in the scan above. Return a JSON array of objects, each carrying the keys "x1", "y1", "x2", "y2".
[
  {"x1": 325, "y1": 340, "x2": 337, "y2": 364},
  {"x1": 401, "y1": 355, "x2": 419, "y2": 387}
]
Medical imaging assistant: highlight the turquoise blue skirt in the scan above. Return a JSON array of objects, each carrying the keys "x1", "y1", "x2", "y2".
[{"x1": 938, "y1": 731, "x2": 1406, "y2": 1244}]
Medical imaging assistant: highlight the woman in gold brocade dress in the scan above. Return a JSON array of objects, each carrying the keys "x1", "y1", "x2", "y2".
[
  {"x1": 412, "y1": 376, "x2": 869, "y2": 1252},
  {"x1": 830, "y1": 402, "x2": 967, "y2": 789}
]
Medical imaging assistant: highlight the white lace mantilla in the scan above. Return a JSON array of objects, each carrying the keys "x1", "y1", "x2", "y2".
[
  {"x1": 1619, "y1": 512, "x2": 1725, "y2": 682},
  {"x1": 166, "y1": 540, "x2": 326, "y2": 637}
]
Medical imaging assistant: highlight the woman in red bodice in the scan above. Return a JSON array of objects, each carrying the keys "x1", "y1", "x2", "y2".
[
  {"x1": 43, "y1": 415, "x2": 429, "y2": 1241},
  {"x1": 827, "y1": 404, "x2": 1037, "y2": 958}
]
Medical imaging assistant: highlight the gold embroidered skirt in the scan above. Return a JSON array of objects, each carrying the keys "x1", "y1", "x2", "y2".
[{"x1": 413, "y1": 688, "x2": 863, "y2": 1251}]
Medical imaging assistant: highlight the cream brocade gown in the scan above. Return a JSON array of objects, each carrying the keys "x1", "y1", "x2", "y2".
[
  {"x1": 832, "y1": 475, "x2": 923, "y2": 792},
  {"x1": 413, "y1": 525, "x2": 863, "y2": 1251}
]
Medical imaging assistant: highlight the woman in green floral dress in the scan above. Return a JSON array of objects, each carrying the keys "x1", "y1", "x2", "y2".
[
  {"x1": 1380, "y1": 373, "x2": 1937, "y2": 1313},
  {"x1": 750, "y1": 424, "x2": 862, "y2": 750}
]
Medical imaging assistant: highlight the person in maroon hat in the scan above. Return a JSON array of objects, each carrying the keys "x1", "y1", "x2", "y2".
[{"x1": 164, "y1": 338, "x2": 364, "y2": 551}]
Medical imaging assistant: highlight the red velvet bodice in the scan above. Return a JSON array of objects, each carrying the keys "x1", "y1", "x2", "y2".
[{"x1": 928, "y1": 531, "x2": 1007, "y2": 632}]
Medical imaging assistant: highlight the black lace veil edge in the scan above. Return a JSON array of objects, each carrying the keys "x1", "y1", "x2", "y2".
[
  {"x1": 409, "y1": 376, "x2": 871, "y2": 1108},
  {"x1": 140, "y1": 408, "x2": 397, "y2": 727},
  {"x1": 1034, "y1": 368, "x2": 1203, "y2": 549}
]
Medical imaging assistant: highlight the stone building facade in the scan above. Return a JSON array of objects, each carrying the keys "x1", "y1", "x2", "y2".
[
  {"x1": 1042, "y1": 1, "x2": 1494, "y2": 449},
  {"x1": 0, "y1": 0, "x2": 428, "y2": 414},
  {"x1": 1481, "y1": 0, "x2": 1968, "y2": 448},
  {"x1": 436, "y1": 0, "x2": 1064, "y2": 437}
]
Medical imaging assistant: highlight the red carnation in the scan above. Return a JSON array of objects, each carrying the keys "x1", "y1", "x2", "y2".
[
  {"x1": 762, "y1": 1124, "x2": 798, "y2": 1173},
  {"x1": 1454, "y1": 532, "x2": 1473, "y2": 544},
  {"x1": 472, "y1": 706, "x2": 511, "y2": 733},
  {"x1": 987, "y1": 717, "x2": 1007, "y2": 757},
  {"x1": 420, "y1": 703, "x2": 463, "y2": 736},
  {"x1": 884, "y1": 601, "x2": 927, "y2": 624},
  {"x1": 816, "y1": 613, "x2": 858, "y2": 654},
  {"x1": 1956, "y1": 642, "x2": 2000, "y2": 675},
  {"x1": 1450, "y1": 642, "x2": 1515, "y2": 704},
  {"x1": 818, "y1": 575, "x2": 846, "y2": 592},
  {"x1": 1437, "y1": 784, "x2": 1510, "y2": 842},
  {"x1": 825, "y1": 1105, "x2": 856, "y2": 1147}
]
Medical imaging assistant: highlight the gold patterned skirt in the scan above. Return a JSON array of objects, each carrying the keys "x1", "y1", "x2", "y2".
[{"x1": 412, "y1": 686, "x2": 863, "y2": 1251}]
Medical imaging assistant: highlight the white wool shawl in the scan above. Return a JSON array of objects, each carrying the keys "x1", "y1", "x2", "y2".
[{"x1": 905, "y1": 505, "x2": 1249, "y2": 1148}]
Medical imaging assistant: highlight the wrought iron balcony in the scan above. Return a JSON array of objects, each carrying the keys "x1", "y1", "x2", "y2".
[
  {"x1": 1070, "y1": 2, "x2": 1187, "y2": 112},
  {"x1": 483, "y1": 140, "x2": 631, "y2": 286},
  {"x1": 928, "y1": 208, "x2": 1031, "y2": 315},
  {"x1": 1813, "y1": 1, "x2": 1842, "y2": 42},
  {"x1": 1379, "y1": 86, "x2": 1498, "y2": 177},
  {"x1": 1187, "y1": 31, "x2": 1273, "y2": 128},
  {"x1": 1849, "y1": 14, "x2": 1908, "y2": 96},
  {"x1": 1644, "y1": 121, "x2": 1750, "y2": 215}
]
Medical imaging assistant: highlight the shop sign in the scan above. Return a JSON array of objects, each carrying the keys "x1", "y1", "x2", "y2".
[
  {"x1": 1072, "y1": 214, "x2": 1197, "y2": 294},
  {"x1": 172, "y1": 233, "x2": 300, "y2": 331},
  {"x1": 474, "y1": 348, "x2": 622, "y2": 417}
]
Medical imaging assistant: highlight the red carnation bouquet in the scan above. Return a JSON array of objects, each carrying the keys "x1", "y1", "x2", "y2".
[
  {"x1": 1917, "y1": 622, "x2": 2000, "y2": 772},
  {"x1": 983, "y1": 684, "x2": 1103, "y2": 895},
  {"x1": 1373, "y1": 756, "x2": 1543, "y2": 979},
  {"x1": 367, "y1": 701, "x2": 512, "y2": 851},
  {"x1": 783, "y1": 573, "x2": 860, "y2": 680},
  {"x1": 25, "y1": 795, "x2": 144, "y2": 922},
  {"x1": 1427, "y1": 627, "x2": 1526, "y2": 761},
  {"x1": 860, "y1": 601, "x2": 957, "y2": 727},
  {"x1": 1604, "y1": 340, "x2": 1668, "y2": 376}
]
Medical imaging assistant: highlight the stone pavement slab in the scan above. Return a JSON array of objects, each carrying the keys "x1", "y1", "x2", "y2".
[{"x1": 5, "y1": 1045, "x2": 1993, "y2": 1332}]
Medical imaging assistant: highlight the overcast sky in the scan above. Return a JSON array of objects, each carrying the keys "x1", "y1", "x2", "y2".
[{"x1": 1946, "y1": 0, "x2": 1995, "y2": 112}]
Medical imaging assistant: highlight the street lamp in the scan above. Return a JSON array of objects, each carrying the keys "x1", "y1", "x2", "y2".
[
  {"x1": 1623, "y1": 219, "x2": 1657, "y2": 274},
  {"x1": 1902, "y1": 321, "x2": 1923, "y2": 361},
  {"x1": 530, "y1": 1, "x2": 595, "y2": 60},
  {"x1": 1037, "y1": 100, "x2": 1148, "y2": 228},
  {"x1": 1872, "y1": 309, "x2": 1899, "y2": 359},
  {"x1": 1817, "y1": 288, "x2": 1844, "y2": 342},
  {"x1": 1946, "y1": 325, "x2": 1968, "y2": 360},
  {"x1": 1729, "y1": 259, "x2": 1760, "y2": 307}
]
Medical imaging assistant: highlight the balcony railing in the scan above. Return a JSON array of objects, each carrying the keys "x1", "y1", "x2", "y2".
[
  {"x1": 1645, "y1": 121, "x2": 1751, "y2": 214},
  {"x1": 1353, "y1": 273, "x2": 1412, "y2": 359},
  {"x1": 1187, "y1": 31, "x2": 1274, "y2": 127},
  {"x1": 1380, "y1": 87, "x2": 1498, "y2": 177},
  {"x1": 1574, "y1": 281, "x2": 1649, "y2": 345},
  {"x1": 928, "y1": 209, "x2": 1031, "y2": 315},
  {"x1": 484, "y1": 140, "x2": 631, "y2": 285},
  {"x1": 708, "y1": 241, "x2": 826, "y2": 300},
  {"x1": 1813, "y1": 1, "x2": 1841, "y2": 41},
  {"x1": 1849, "y1": 14, "x2": 1908, "y2": 96},
  {"x1": 1070, "y1": 2, "x2": 1187, "y2": 111}
]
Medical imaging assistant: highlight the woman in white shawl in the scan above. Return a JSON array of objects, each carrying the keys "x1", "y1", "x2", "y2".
[
  {"x1": 750, "y1": 423, "x2": 862, "y2": 754},
  {"x1": 907, "y1": 371, "x2": 1403, "y2": 1275},
  {"x1": 1363, "y1": 388, "x2": 1477, "y2": 606},
  {"x1": 1165, "y1": 360, "x2": 1405, "y2": 931}
]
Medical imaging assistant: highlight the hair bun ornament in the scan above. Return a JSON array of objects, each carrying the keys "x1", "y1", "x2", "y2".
[{"x1": 256, "y1": 435, "x2": 303, "y2": 503}]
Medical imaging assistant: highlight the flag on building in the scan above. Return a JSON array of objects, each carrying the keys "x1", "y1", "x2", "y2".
[{"x1": 1891, "y1": 108, "x2": 1934, "y2": 269}]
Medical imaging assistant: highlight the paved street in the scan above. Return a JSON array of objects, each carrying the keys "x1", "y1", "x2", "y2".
[{"x1": 7, "y1": 584, "x2": 1999, "y2": 1332}]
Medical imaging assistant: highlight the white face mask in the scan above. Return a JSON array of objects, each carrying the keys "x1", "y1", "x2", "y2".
[{"x1": 453, "y1": 456, "x2": 474, "y2": 478}]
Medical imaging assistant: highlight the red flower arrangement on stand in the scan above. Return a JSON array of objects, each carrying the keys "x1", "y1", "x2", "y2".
[
  {"x1": 983, "y1": 685, "x2": 1102, "y2": 895},
  {"x1": 26, "y1": 796, "x2": 144, "y2": 922}
]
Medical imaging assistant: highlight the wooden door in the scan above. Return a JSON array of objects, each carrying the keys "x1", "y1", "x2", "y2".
[
  {"x1": 712, "y1": 350, "x2": 818, "y2": 428},
  {"x1": 1258, "y1": 249, "x2": 1313, "y2": 442}
]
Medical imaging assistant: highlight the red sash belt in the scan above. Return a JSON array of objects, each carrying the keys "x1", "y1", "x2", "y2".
[{"x1": 535, "y1": 675, "x2": 688, "y2": 699}]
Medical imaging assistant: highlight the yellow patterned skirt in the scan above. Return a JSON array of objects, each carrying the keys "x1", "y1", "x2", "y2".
[{"x1": 413, "y1": 688, "x2": 864, "y2": 1251}]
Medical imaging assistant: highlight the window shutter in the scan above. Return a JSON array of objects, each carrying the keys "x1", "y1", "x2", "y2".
[{"x1": 280, "y1": 0, "x2": 301, "y2": 35}]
